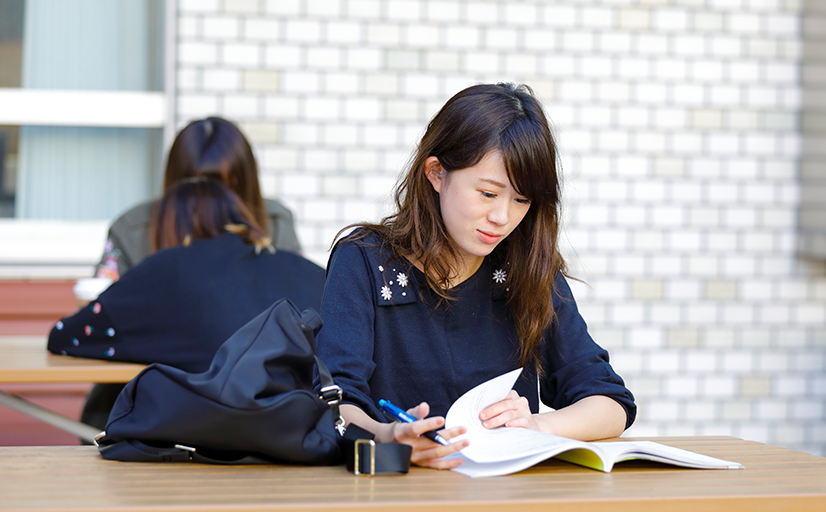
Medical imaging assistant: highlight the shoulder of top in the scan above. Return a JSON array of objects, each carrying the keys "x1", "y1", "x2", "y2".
[
  {"x1": 114, "y1": 242, "x2": 179, "y2": 281},
  {"x1": 552, "y1": 272, "x2": 574, "y2": 300},
  {"x1": 270, "y1": 247, "x2": 324, "y2": 271},
  {"x1": 135, "y1": 240, "x2": 187, "y2": 266},
  {"x1": 264, "y1": 198, "x2": 294, "y2": 219},
  {"x1": 333, "y1": 231, "x2": 386, "y2": 260},
  {"x1": 113, "y1": 201, "x2": 153, "y2": 231},
  {"x1": 136, "y1": 235, "x2": 244, "y2": 272}
]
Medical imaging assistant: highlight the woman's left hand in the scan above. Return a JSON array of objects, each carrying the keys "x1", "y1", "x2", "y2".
[{"x1": 479, "y1": 390, "x2": 540, "y2": 431}]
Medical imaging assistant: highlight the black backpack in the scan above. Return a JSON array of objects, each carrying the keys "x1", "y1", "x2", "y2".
[{"x1": 95, "y1": 299, "x2": 343, "y2": 465}]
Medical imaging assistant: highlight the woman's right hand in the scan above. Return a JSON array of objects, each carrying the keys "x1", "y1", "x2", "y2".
[{"x1": 387, "y1": 402, "x2": 469, "y2": 469}]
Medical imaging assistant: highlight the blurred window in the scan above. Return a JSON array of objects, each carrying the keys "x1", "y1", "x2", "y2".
[
  {"x1": 0, "y1": 0, "x2": 166, "y2": 221},
  {"x1": 0, "y1": 0, "x2": 23, "y2": 217}
]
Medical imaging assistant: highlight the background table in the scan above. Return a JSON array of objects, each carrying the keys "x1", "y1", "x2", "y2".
[
  {"x1": 0, "y1": 336, "x2": 146, "y2": 384},
  {"x1": 2, "y1": 437, "x2": 825, "y2": 512},
  {"x1": 0, "y1": 336, "x2": 145, "y2": 442}
]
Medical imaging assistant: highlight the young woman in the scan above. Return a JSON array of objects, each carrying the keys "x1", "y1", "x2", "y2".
[
  {"x1": 51, "y1": 179, "x2": 325, "y2": 428},
  {"x1": 95, "y1": 116, "x2": 301, "y2": 281},
  {"x1": 316, "y1": 83, "x2": 635, "y2": 469}
]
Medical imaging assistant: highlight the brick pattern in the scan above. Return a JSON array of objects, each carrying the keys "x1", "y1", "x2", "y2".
[{"x1": 175, "y1": 0, "x2": 826, "y2": 456}]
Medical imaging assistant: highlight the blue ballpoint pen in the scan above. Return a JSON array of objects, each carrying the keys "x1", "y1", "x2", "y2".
[{"x1": 378, "y1": 399, "x2": 450, "y2": 446}]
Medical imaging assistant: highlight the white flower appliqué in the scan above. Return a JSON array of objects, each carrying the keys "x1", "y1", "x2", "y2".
[
  {"x1": 396, "y1": 272, "x2": 408, "y2": 287},
  {"x1": 380, "y1": 285, "x2": 393, "y2": 301},
  {"x1": 493, "y1": 269, "x2": 507, "y2": 284}
]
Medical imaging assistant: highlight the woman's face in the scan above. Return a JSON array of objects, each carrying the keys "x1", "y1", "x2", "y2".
[{"x1": 426, "y1": 151, "x2": 531, "y2": 274}]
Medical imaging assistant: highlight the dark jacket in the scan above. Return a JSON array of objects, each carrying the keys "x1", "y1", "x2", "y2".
[{"x1": 50, "y1": 233, "x2": 324, "y2": 373}]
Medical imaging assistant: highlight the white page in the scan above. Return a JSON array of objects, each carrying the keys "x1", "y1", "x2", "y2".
[
  {"x1": 595, "y1": 441, "x2": 744, "y2": 470},
  {"x1": 444, "y1": 368, "x2": 522, "y2": 462},
  {"x1": 461, "y1": 423, "x2": 594, "y2": 463},
  {"x1": 444, "y1": 368, "x2": 592, "y2": 463},
  {"x1": 445, "y1": 368, "x2": 524, "y2": 434},
  {"x1": 443, "y1": 451, "x2": 562, "y2": 478},
  {"x1": 442, "y1": 368, "x2": 744, "y2": 476}
]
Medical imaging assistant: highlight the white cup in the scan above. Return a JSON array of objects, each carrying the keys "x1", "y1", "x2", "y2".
[{"x1": 73, "y1": 277, "x2": 113, "y2": 307}]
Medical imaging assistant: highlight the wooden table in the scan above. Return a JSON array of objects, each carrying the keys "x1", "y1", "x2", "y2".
[
  {"x1": 1, "y1": 437, "x2": 825, "y2": 512},
  {"x1": 0, "y1": 336, "x2": 145, "y2": 442}
]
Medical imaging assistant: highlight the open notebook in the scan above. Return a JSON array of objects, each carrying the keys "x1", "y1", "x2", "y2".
[{"x1": 442, "y1": 369, "x2": 744, "y2": 478}]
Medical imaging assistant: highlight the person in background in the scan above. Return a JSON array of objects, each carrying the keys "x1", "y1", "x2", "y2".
[
  {"x1": 316, "y1": 83, "x2": 635, "y2": 469},
  {"x1": 51, "y1": 179, "x2": 325, "y2": 430},
  {"x1": 74, "y1": 116, "x2": 303, "y2": 433},
  {"x1": 95, "y1": 116, "x2": 301, "y2": 281}
]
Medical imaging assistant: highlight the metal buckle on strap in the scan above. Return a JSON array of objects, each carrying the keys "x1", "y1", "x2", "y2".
[
  {"x1": 93, "y1": 431, "x2": 106, "y2": 448},
  {"x1": 319, "y1": 384, "x2": 343, "y2": 405},
  {"x1": 174, "y1": 444, "x2": 196, "y2": 461},
  {"x1": 335, "y1": 415, "x2": 347, "y2": 436},
  {"x1": 354, "y1": 439, "x2": 376, "y2": 476}
]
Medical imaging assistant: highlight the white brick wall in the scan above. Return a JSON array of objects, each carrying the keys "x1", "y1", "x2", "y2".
[{"x1": 175, "y1": 0, "x2": 826, "y2": 457}]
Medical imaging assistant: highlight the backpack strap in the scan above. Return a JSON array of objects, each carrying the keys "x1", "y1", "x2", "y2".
[
  {"x1": 299, "y1": 308, "x2": 412, "y2": 475},
  {"x1": 340, "y1": 424, "x2": 412, "y2": 476},
  {"x1": 300, "y1": 309, "x2": 345, "y2": 435},
  {"x1": 97, "y1": 437, "x2": 274, "y2": 465}
]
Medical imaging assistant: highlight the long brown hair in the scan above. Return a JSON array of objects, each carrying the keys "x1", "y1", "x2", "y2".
[
  {"x1": 151, "y1": 178, "x2": 271, "y2": 253},
  {"x1": 163, "y1": 117, "x2": 269, "y2": 235},
  {"x1": 342, "y1": 83, "x2": 565, "y2": 372}
]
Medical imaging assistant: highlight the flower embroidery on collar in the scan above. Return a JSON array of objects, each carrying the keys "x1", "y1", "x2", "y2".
[
  {"x1": 396, "y1": 272, "x2": 408, "y2": 287},
  {"x1": 374, "y1": 258, "x2": 415, "y2": 304},
  {"x1": 493, "y1": 269, "x2": 507, "y2": 284}
]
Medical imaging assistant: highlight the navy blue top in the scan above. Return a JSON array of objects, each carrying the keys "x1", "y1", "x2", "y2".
[
  {"x1": 316, "y1": 233, "x2": 636, "y2": 429},
  {"x1": 48, "y1": 233, "x2": 326, "y2": 373}
]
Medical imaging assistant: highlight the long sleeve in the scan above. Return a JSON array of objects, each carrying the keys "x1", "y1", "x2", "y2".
[
  {"x1": 48, "y1": 303, "x2": 122, "y2": 360},
  {"x1": 315, "y1": 239, "x2": 381, "y2": 418},
  {"x1": 539, "y1": 274, "x2": 637, "y2": 429},
  {"x1": 53, "y1": 233, "x2": 327, "y2": 374},
  {"x1": 51, "y1": 244, "x2": 177, "y2": 366}
]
